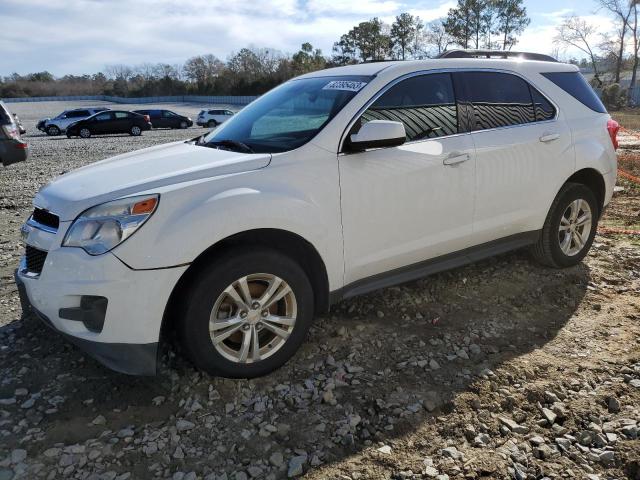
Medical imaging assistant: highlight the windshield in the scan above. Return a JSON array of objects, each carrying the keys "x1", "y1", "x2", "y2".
[{"x1": 202, "y1": 75, "x2": 372, "y2": 153}]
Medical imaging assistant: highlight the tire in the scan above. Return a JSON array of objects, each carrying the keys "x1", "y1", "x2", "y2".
[
  {"x1": 531, "y1": 182, "x2": 599, "y2": 268},
  {"x1": 178, "y1": 248, "x2": 314, "y2": 378},
  {"x1": 130, "y1": 125, "x2": 142, "y2": 136},
  {"x1": 207, "y1": 120, "x2": 217, "y2": 128},
  {"x1": 46, "y1": 125, "x2": 60, "y2": 136},
  {"x1": 79, "y1": 128, "x2": 91, "y2": 139},
  {"x1": 179, "y1": 121, "x2": 188, "y2": 129}
]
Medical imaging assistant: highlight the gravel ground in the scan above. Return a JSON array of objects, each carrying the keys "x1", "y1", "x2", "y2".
[{"x1": 0, "y1": 102, "x2": 638, "y2": 480}]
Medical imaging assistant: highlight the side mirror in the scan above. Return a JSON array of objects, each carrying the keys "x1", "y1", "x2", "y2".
[{"x1": 347, "y1": 120, "x2": 406, "y2": 152}]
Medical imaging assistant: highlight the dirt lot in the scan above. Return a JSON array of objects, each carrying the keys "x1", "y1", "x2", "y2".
[{"x1": 0, "y1": 102, "x2": 638, "y2": 480}]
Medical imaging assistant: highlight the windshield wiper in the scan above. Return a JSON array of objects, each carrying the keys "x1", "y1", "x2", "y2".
[{"x1": 206, "y1": 139, "x2": 255, "y2": 154}]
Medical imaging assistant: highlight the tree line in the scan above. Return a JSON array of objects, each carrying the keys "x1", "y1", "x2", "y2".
[{"x1": 1, "y1": 0, "x2": 531, "y2": 99}]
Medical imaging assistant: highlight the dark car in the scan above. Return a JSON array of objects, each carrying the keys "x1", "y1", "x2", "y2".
[
  {"x1": 0, "y1": 101, "x2": 28, "y2": 166},
  {"x1": 66, "y1": 111, "x2": 152, "y2": 138},
  {"x1": 133, "y1": 109, "x2": 192, "y2": 129}
]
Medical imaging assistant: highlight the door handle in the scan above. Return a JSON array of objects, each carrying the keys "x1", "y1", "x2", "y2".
[
  {"x1": 539, "y1": 133, "x2": 560, "y2": 143},
  {"x1": 443, "y1": 152, "x2": 470, "y2": 166}
]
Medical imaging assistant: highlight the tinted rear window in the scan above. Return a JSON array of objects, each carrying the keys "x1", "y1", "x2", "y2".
[
  {"x1": 455, "y1": 71, "x2": 535, "y2": 130},
  {"x1": 541, "y1": 72, "x2": 606, "y2": 113}
]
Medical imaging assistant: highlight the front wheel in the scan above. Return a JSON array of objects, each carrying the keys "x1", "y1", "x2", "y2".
[
  {"x1": 178, "y1": 249, "x2": 314, "y2": 378},
  {"x1": 531, "y1": 183, "x2": 599, "y2": 268},
  {"x1": 130, "y1": 125, "x2": 142, "y2": 136},
  {"x1": 207, "y1": 120, "x2": 217, "y2": 128},
  {"x1": 179, "y1": 121, "x2": 188, "y2": 129},
  {"x1": 46, "y1": 125, "x2": 60, "y2": 136}
]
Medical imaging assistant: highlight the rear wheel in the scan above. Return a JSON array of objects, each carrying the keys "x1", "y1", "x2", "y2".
[
  {"x1": 46, "y1": 125, "x2": 60, "y2": 136},
  {"x1": 531, "y1": 183, "x2": 599, "y2": 268},
  {"x1": 178, "y1": 249, "x2": 314, "y2": 378},
  {"x1": 130, "y1": 125, "x2": 142, "y2": 136},
  {"x1": 207, "y1": 120, "x2": 217, "y2": 128},
  {"x1": 79, "y1": 128, "x2": 91, "y2": 139}
]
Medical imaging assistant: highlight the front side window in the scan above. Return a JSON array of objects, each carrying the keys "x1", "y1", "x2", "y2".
[
  {"x1": 163, "y1": 111, "x2": 177, "y2": 118},
  {"x1": 455, "y1": 72, "x2": 535, "y2": 130},
  {"x1": 203, "y1": 75, "x2": 371, "y2": 153},
  {"x1": 357, "y1": 73, "x2": 458, "y2": 141}
]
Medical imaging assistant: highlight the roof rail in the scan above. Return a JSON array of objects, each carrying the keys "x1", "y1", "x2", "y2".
[{"x1": 437, "y1": 49, "x2": 558, "y2": 63}]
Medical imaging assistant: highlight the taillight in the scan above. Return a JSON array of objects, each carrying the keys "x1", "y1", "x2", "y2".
[
  {"x1": 607, "y1": 119, "x2": 620, "y2": 150},
  {"x1": 14, "y1": 142, "x2": 28, "y2": 149},
  {"x1": 1, "y1": 124, "x2": 20, "y2": 140},
  {"x1": 143, "y1": 115, "x2": 150, "y2": 122}
]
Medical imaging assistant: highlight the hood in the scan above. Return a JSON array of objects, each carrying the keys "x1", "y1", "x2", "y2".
[{"x1": 35, "y1": 141, "x2": 271, "y2": 220}]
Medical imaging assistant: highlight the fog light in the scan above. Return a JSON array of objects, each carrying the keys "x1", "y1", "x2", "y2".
[{"x1": 59, "y1": 296, "x2": 108, "y2": 333}]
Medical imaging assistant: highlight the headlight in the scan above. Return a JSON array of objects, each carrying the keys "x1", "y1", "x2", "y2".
[{"x1": 63, "y1": 194, "x2": 159, "y2": 255}]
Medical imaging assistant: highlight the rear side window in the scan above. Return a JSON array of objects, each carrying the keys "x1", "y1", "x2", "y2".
[
  {"x1": 114, "y1": 112, "x2": 130, "y2": 119},
  {"x1": 455, "y1": 72, "x2": 534, "y2": 130},
  {"x1": 67, "y1": 110, "x2": 90, "y2": 118},
  {"x1": 531, "y1": 88, "x2": 556, "y2": 121},
  {"x1": 541, "y1": 72, "x2": 606, "y2": 113},
  {"x1": 360, "y1": 73, "x2": 458, "y2": 141}
]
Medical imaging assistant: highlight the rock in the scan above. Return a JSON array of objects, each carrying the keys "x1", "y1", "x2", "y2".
[
  {"x1": 269, "y1": 452, "x2": 284, "y2": 468},
  {"x1": 287, "y1": 455, "x2": 307, "y2": 477},
  {"x1": 441, "y1": 446, "x2": 463, "y2": 460},
  {"x1": 20, "y1": 397, "x2": 35, "y2": 409},
  {"x1": 429, "y1": 359, "x2": 440, "y2": 370},
  {"x1": 607, "y1": 397, "x2": 621, "y2": 413},
  {"x1": 599, "y1": 450, "x2": 614, "y2": 464},
  {"x1": 629, "y1": 379, "x2": 640, "y2": 388},
  {"x1": 247, "y1": 466, "x2": 262, "y2": 478},
  {"x1": 377, "y1": 445, "x2": 392, "y2": 454},
  {"x1": 176, "y1": 419, "x2": 195, "y2": 432},
  {"x1": 0, "y1": 470, "x2": 13, "y2": 480},
  {"x1": 10, "y1": 450, "x2": 26, "y2": 464},
  {"x1": 499, "y1": 417, "x2": 529, "y2": 434},
  {"x1": 542, "y1": 408, "x2": 557, "y2": 425},
  {"x1": 92, "y1": 415, "x2": 106, "y2": 425},
  {"x1": 173, "y1": 447, "x2": 185, "y2": 459}
]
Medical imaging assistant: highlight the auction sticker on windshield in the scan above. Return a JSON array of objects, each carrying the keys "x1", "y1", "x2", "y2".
[{"x1": 322, "y1": 80, "x2": 367, "y2": 92}]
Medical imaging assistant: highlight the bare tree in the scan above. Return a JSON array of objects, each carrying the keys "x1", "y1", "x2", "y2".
[
  {"x1": 628, "y1": 2, "x2": 640, "y2": 103},
  {"x1": 555, "y1": 15, "x2": 602, "y2": 86},
  {"x1": 424, "y1": 20, "x2": 453, "y2": 56},
  {"x1": 597, "y1": 0, "x2": 633, "y2": 83}
]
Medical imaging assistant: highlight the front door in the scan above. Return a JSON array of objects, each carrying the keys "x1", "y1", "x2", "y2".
[{"x1": 339, "y1": 73, "x2": 476, "y2": 285}]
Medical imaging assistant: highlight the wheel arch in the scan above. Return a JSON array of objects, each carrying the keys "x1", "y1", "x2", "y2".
[
  {"x1": 161, "y1": 228, "x2": 330, "y2": 338},
  {"x1": 564, "y1": 168, "x2": 606, "y2": 215}
]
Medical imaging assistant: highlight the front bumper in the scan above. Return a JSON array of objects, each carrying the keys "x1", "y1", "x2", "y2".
[
  {"x1": 16, "y1": 271, "x2": 158, "y2": 375},
  {"x1": 15, "y1": 237, "x2": 188, "y2": 375}
]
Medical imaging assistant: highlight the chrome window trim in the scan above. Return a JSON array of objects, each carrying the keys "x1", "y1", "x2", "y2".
[{"x1": 338, "y1": 67, "x2": 560, "y2": 154}]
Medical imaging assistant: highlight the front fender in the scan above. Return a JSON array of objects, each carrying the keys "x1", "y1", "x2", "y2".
[{"x1": 113, "y1": 158, "x2": 343, "y2": 290}]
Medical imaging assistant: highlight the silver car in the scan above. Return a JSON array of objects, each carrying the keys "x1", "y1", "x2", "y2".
[{"x1": 37, "y1": 107, "x2": 110, "y2": 136}]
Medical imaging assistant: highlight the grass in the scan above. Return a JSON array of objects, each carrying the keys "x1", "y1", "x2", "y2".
[{"x1": 611, "y1": 109, "x2": 640, "y2": 130}]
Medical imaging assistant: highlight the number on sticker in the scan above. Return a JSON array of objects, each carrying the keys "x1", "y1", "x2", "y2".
[{"x1": 322, "y1": 81, "x2": 367, "y2": 92}]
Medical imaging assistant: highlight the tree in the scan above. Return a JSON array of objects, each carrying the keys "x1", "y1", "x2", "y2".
[
  {"x1": 493, "y1": 0, "x2": 530, "y2": 50},
  {"x1": 291, "y1": 43, "x2": 326, "y2": 75},
  {"x1": 628, "y1": 2, "x2": 640, "y2": 103},
  {"x1": 444, "y1": 0, "x2": 492, "y2": 49},
  {"x1": 597, "y1": 0, "x2": 634, "y2": 83},
  {"x1": 183, "y1": 54, "x2": 223, "y2": 91},
  {"x1": 424, "y1": 20, "x2": 453, "y2": 56},
  {"x1": 555, "y1": 16, "x2": 602, "y2": 85},
  {"x1": 332, "y1": 18, "x2": 391, "y2": 64},
  {"x1": 390, "y1": 13, "x2": 422, "y2": 60}
]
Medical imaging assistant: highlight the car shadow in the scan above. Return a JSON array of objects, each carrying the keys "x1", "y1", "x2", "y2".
[{"x1": 0, "y1": 250, "x2": 590, "y2": 479}]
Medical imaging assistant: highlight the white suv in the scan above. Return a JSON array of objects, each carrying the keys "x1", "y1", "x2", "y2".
[
  {"x1": 16, "y1": 50, "x2": 618, "y2": 377},
  {"x1": 196, "y1": 109, "x2": 234, "y2": 128}
]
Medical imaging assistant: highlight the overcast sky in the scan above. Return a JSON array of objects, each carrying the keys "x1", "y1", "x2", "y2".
[{"x1": 0, "y1": 0, "x2": 615, "y2": 76}]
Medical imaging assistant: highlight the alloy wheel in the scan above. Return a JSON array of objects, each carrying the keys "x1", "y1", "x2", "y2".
[
  {"x1": 79, "y1": 128, "x2": 91, "y2": 138},
  {"x1": 558, "y1": 199, "x2": 592, "y2": 256},
  {"x1": 209, "y1": 273, "x2": 297, "y2": 364}
]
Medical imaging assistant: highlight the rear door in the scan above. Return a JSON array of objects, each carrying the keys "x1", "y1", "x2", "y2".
[
  {"x1": 113, "y1": 112, "x2": 132, "y2": 133},
  {"x1": 453, "y1": 71, "x2": 573, "y2": 244}
]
